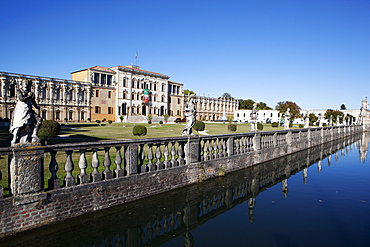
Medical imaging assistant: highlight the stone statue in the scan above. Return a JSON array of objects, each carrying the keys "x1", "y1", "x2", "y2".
[
  {"x1": 284, "y1": 108, "x2": 290, "y2": 129},
  {"x1": 182, "y1": 95, "x2": 197, "y2": 136},
  {"x1": 304, "y1": 112, "x2": 310, "y2": 128},
  {"x1": 9, "y1": 79, "x2": 42, "y2": 145},
  {"x1": 250, "y1": 103, "x2": 258, "y2": 132},
  {"x1": 318, "y1": 113, "x2": 323, "y2": 127}
]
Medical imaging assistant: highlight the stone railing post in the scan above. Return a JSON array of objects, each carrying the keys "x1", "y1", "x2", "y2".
[
  {"x1": 286, "y1": 130, "x2": 292, "y2": 149},
  {"x1": 10, "y1": 144, "x2": 46, "y2": 205},
  {"x1": 252, "y1": 132, "x2": 261, "y2": 152},
  {"x1": 227, "y1": 136, "x2": 234, "y2": 156},
  {"x1": 185, "y1": 136, "x2": 200, "y2": 164},
  {"x1": 125, "y1": 144, "x2": 138, "y2": 175}
]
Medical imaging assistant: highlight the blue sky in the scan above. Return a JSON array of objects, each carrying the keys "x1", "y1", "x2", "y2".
[{"x1": 1, "y1": 0, "x2": 369, "y2": 110}]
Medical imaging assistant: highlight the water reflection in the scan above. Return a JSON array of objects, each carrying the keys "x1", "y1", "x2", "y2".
[{"x1": 1, "y1": 132, "x2": 367, "y2": 247}]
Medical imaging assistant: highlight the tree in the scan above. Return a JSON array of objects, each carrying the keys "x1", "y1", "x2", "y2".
[
  {"x1": 238, "y1": 99, "x2": 255, "y2": 109},
  {"x1": 275, "y1": 101, "x2": 301, "y2": 120},
  {"x1": 183, "y1": 89, "x2": 196, "y2": 95},
  {"x1": 340, "y1": 104, "x2": 346, "y2": 110},
  {"x1": 221, "y1": 92, "x2": 233, "y2": 100},
  {"x1": 324, "y1": 109, "x2": 344, "y2": 124},
  {"x1": 256, "y1": 102, "x2": 272, "y2": 110},
  {"x1": 308, "y1": 113, "x2": 318, "y2": 126}
]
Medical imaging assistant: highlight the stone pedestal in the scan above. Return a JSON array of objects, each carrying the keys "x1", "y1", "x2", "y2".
[{"x1": 10, "y1": 143, "x2": 45, "y2": 205}]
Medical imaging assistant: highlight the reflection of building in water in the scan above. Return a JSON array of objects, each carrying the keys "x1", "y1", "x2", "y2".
[
  {"x1": 248, "y1": 198, "x2": 256, "y2": 222},
  {"x1": 282, "y1": 179, "x2": 289, "y2": 198},
  {"x1": 303, "y1": 168, "x2": 308, "y2": 184},
  {"x1": 317, "y1": 160, "x2": 322, "y2": 173},
  {"x1": 359, "y1": 132, "x2": 370, "y2": 162}
]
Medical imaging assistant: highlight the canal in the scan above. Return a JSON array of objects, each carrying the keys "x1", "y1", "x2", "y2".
[{"x1": 1, "y1": 132, "x2": 369, "y2": 247}]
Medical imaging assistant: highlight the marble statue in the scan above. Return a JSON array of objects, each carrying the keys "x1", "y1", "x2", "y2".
[
  {"x1": 318, "y1": 113, "x2": 323, "y2": 127},
  {"x1": 304, "y1": 112, "x2": 310, "y2": 128},
  {"x1": 9, "y1": 79, "x2": 42, "y2": 145},
  {"x1": 250, "y1": 103, "x2": 258, "y2": 132},
  {"x1": 182, "y1": 95, "x2": 197, "y2": 136},
  {"x1": 284, "y1": 108, "x2": 290, "y2": 130}
]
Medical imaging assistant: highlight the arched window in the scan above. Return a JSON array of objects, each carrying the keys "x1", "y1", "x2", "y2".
[
  {"x1": 123, "y1": 77, "x2": 126, "y2": 87},
  {"x1": 122, "y1": 91, "x2": 126, "y2": 99}
]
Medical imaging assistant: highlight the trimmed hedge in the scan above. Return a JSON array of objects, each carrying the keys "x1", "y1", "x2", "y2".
[
  {"x1": 133, "y1": 125, "x2": 147, "y2": 136},
  {"x1": 194, "y1": 121, "x2": 205, "y2": 131},
  {"x1": 38, "y1": 120, "x2": 61, "y2": 141},
  {"x1": 228, "y1": 124, "x2": 237, "y2": 132},
  {"x1": 271, "y1": 122, "x2": 279, "y2": 128},
  {"x1": 257, "y1": 123, "x2": 264, "y2": 131}
]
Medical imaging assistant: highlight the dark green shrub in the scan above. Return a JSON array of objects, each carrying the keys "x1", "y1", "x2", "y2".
[
  {"x1": 133, "y1": 125, "x2": 147, "y2": 136},
  {"x1": 271, "y1": 122, "x2": 279, "y2": 128},
  {"x1": 96, "y1": 120, "x2": 101, "y2": 124},
  {"x1": 159, "y1": 121, "x2": 163, "y2": 124},
  {"x1": 323, "y1": 123, "x2": 327, "y2": 127},
  {"x1": 257, "y1": 123, "x2": 264, "y2": 131},
  {"x1": 38, "y1": 120, "x2": 61, "y2": 142},
  {"x1": 299, "y1": 124, "x2": 304, "y2": 128},
  {"x1": 228, "y1": 124, "x2": 237, "y2": 132},
  {"x1": 175, "y1": 118, "x2": 181, "y2": 123},
  {"x1": 148, "y1": 120, "x2": 152, "y2": 124},
  {"x1": 108, "y1": 120, "x2": 112, "y2": 124},
  {"x1": 102, "y1": 118, "x2": 106, "y2": 122},
  {"x1": 194, "y1": 121, "x2": 205, "y2": 131},
  {"x1": 289, "y1": 123, "x2": 293, "y2": 128}
]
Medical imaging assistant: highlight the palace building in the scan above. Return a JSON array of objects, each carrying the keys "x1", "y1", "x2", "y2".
[
  {"x1": 1, "y1": 65, "x2": 238, "y2": 123},
  {"x1": 0, "y1": 71, "x2": 91, "y2": 122}
]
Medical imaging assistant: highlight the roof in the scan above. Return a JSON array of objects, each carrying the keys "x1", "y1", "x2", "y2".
[
  {"x1": 113, "y1": 65, "x2": 169, "y2": 79},
  {"x1": 168, "y1": 80, "x2": 183, "y2": 86},
  {"x1": 71, "y1": 66, "x2": 116, "y2": 74}
]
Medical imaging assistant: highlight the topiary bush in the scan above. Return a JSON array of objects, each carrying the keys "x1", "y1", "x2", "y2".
[
  {"x1": 299, "y1": 124, "x2": 304, "y2": 128},
  {"x1": 228, "y1": 124, "x2": 237, "y2": 132},
  {"x1": 133, "y1": 125, "x2": 147, "y2": 136},
  {"x1": 175, "y1": 118, "x2": 181, "y2": 123},
  {"x1": 159, "y1": 121, "x2": 163, "y2": 124},
  {"x1": 194, "y1": 120, "x2": 205, "y2": 131},
  {"x1": 271, "y1": 122, "x2": 279, "y2": 128},
  {"x1": 108, "y1": 120, "x2": 112, "y2": 124},
  {"x1": 38, "y1": 120, "x2": 61, "y2": 143},
  {"x1": 257, "y1": 122, "x2": 264, "y2": 131}
]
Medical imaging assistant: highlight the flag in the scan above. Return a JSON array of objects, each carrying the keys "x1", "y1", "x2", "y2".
[{"x1": 135, "y1": 52, "x2": 138, "y2": 58}]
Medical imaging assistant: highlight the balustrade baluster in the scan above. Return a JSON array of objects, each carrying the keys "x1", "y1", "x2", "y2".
[
  {"x1": 155, "y1": 144, "x2": 164, "y2": 170},
  {"x1": 48, "y1": 150, "x2": 60, "y2": 189},
  {"x1": 235, "y1": 138, "x2": 240, "y2": 154},
  {"x1": 203, "y1": 140, "x2": 208, "y2": 161},
  {"x1": 171, "y1": 141, "x2": 178, "y2": 167},
  {"x1": 170, "y1": 213, "x2": 175, "y2": 230},
  {"x1": 78, "y1": 149, "x2": 88, "y2": 184},
  {"x1": 208, "y1": 140, "x2": 214, "y2": 159},
  {"x1": 139, "y1": 144, "x2": 148, "y2": 173},
  {"x1": 223, "y1": 138, "x2": 227, "y2": 157},
  {"x1": 103, "y1": 147, "x2": 113, "y2": 179},
  {"x1": 115, "y1": 146, "x2": 125, "y2": 177},
  {"x1": 163, "y1": 215, "x2": 169, "y2": 232},
  {"x1": 163, "y1": 143, "x2": 170, "y2": 169},
  {"x1": 178, "y1": 142, "x2": 185, "y2": 166},
  {"x1": 147, "y1": 221, "x2": 153, "y2": 240},
  {"x1": 147, "y1": 144, "x2": 155, "y2": 171},
  {"x1": 213, "y1": 139, "x2": 218, "y2": 159},
  {"x1": 155, "y1": 219, "x2": 162, "y2": 236},
  {"x1": 218, "y1": 139, "x2": 223, "y2": 158},
  {"x1": 91, "y1": 149, "x2": 101, "y2": 182},
  {"x1": 64, "y1": 151, "x2": 75, "y2": 186}
]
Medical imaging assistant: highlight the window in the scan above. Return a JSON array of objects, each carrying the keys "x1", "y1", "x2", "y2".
[
  {"x1": 41, "y1": 87, "x2": 46, "y2": 99},
  {"x1": 81, "y1": 112, "x2": 85, "y2": 120},
  {"x1": 108, "y1": 107, "x2": 113, "y2": 114},
  {"x1": 161, "y1": 95, "x2": 165, "y2": 102},
  {"x1": 107, "y1": 75, "x2": 112, "y2": 85},
  {"x1": 153, "y1": 83, "x2": 157, "y2": 91},
  {"x1": 95, "y1": 106, "x2": 101, "y2": 114},
  {"x1": 108, "y1": 91, "x2": 112, "y2": 98},
  {"x1": 95, "y1": 90, "x2": 99, "y2": 97},
  {"x1": 178, "y1": 98, "x2": 181, "y2": 104},
  {"x1": 161, "y1": 84, "x2": 164, "y2": 92},
  {"x1": 123, "y1": 77, "x2": 126, "y2": 87},
  {"x1": 101, "y1": 74, "x2": 106, "y2": 85},
  {"x1": 94, "y1": 73, "x2": 100, "y2": 84},
  {"x1": 69, "y1": 111, "x2": 73, "y2": 120},
  {"x1": 56, "y1": 111, "x2": 60, "y2": 120},
  {"x1": 122, "y1": 91, "x2": 126, "y2": 99},
  {"x1": 132, "y1": 80, "x2": 135, "y2": 88},
  {"x1": 42, "y1": 111, "x2": 47, "y2": 119}
]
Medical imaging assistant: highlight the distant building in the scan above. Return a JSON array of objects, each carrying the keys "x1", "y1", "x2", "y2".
[
  {"x1": 195, "y1": 96, "x2": 238, "y2": 121},
  {"x1": 0, "y1": 71, "x2": 90, "y2": 122}
]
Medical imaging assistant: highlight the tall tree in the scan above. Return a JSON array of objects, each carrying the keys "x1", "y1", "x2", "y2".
[
  {"x1": 238, "y1": 99, "x2": 255, "y2": 109},
  {"x1": 256, "y1": 102, "x2": 272, "y2": 110},
  {"x1": 183, "y1": 89, "x2": 196, "y2": 95},
  {"x1": 340, "y1": 104, "x2": 346, "y2": 110},
  {"x1": 275, "y1": 101, "x2": 301, "y2": 120},
  {"x1": 324, "y1": 109, "x2": 344, "y2": 124},
  {"x1": 221, "y1": 92, "x2": 233, "y2": 99},
  {"x1": 309, "y1": 113, "x2": 318, "y2": 126}
]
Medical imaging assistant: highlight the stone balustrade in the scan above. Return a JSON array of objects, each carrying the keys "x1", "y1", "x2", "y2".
[{"x1": 0, "y1": 125, "x2": 362, "y2": 237}]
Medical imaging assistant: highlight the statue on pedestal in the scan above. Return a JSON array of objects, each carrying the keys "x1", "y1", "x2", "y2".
[
  {"x1": 250, "y1": 103, "x2": 258, "y2": 132},
  {"x1": 284, "y1": 108, "x2": 290, "y2": 130},
  {"x1": 182, "y1": 95, "x2": 197, "y2": 136},
  {"x1": 9, "y1": 79, "x2": 42, "y2": 146},
  {"x1": 304, "y1": 112, "x2": 310, "y2": 128}
]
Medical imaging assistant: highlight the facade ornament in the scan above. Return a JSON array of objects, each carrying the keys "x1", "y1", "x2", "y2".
[
  {"x1": 9, "y1": 79, "x2": 42, "y2": 145},
  {"x1": 182, "y1": 95, "x2": 197, "y2": 136}
]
